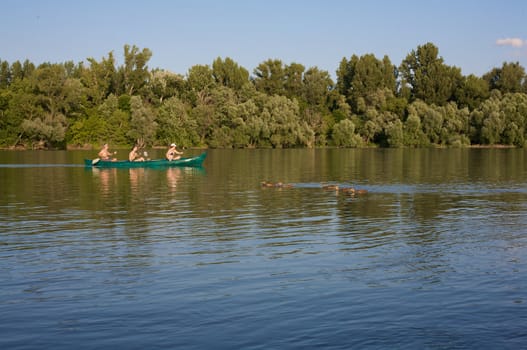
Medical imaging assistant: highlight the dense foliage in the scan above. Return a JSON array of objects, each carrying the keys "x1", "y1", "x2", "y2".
[{"x1": 1, "y1": 43, "x2": 527, "y2": 149}]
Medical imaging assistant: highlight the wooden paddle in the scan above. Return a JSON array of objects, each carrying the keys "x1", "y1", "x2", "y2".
[{"x1": 92, "y1": 158, "x2": 100, "y2": 165}]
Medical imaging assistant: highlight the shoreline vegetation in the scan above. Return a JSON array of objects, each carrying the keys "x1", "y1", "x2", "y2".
[
  {"x1": 0, "y1": 144, "x2": 517, "y2": 151},
  {"x1": 1, "y1": 42, "x2": 527, "y2": 151}
]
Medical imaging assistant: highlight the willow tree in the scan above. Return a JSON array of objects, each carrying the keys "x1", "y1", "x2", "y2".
[
  {"x1": 147, "y1": 69, "x2": 186, "y2": 105},
  {"x1": 156, "y1": 96, "x2": 198, "y2": 147},
  {"x1": 403, "y1": 114, "x2": 428, "y2": 147},
  {"x1": 0, "y1": 75, "x2": 41, "y2": 147},
  {"x1": 127, "y1": 96, "x2": 157, "y2": 146},
  {"x1": 19, "y1": 63, "x2": 84, "y2": 148},
  {"x1": 259, "y1": 94, "x2": 314, "y2": 148},
  {"x1": 332, "y1": 119, "x2": 363, "y2": 147}
]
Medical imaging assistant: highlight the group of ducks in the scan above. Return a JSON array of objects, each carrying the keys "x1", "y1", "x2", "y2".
[
  {"x1": 260, "y1": 181, "x2": 368, "y2": 195},
  {"x1": 260, "y1": 181, "x2": 293, "y2": 188}
]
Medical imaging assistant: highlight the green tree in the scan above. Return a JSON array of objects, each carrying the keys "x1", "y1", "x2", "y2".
[
  {"x1": 253, "y1": 59, "x2": 285, "y2": 95},
  {"x1": 156, "y1": 96, "x2": 198, "y2": 147},
  {"x1": 301, "y1": 67, "x2": 333, "y2": 107},
  {"x1": 502, "y1": 93, "x2": 527, "y2": 146},
  {"x1": 336, "y1": 54, "x2": 396, "y2": 113},
  {"x1": 187, "y1": 64, "x2": 215, "y2": 92},
  {"x1": 454, "y1": 74, "x2": 489, "y2": 110},
  {"x1": 147, "y1": 69, "x2": 186, "y2": 105},
  {"x1": 332, "y1": 119, "x2": 362, "y2": 147},
  {"x1": 1, "y1": 77, "x2": 41, "y2": 147},
  {"x1": 471, "y1": 94, "x2": 503, "y2": 145},
  {"x1": 403, "y1": 114, "x2": 428, "y2": 147},
  {"x1": 358, "y1": 108, "x2": 399, "y2": 146},
  {"x1": 79, "y1": 52, "x2": 117, "y2": 106},
  {"x1": 118, "y1": 44, "x2": 152, "y2": 96},
  {"x1": 408, "y1": 100, "x2": 443, "y2": 144},
  {"x1": 259, "y1": 94, "x2": 314, "y2": 148},
  {"x1": 440, "y1": 102, "x2": 470, "y2": 146},
  {"x1": 385, "y1": 119, "x2": 404, "y2": 147},
  {"x1": 483, "y1": 62, "x2": 526, "y2": 94},
  {"x1": 18, "y1": 63, "x2": 84, "y2": 148},
  {"x1": 208, "y1": 86, "x2": 239, "y2": 147},
  {"x1": 336, "y1": 55, "x2": 357, "y2": 96},
  {"x1": 21, "y1": 112, "x2": 67, "y2": 148},
  {"x1": 469, "y1": 91, "x2": 527, "y2": 146},
  {"x1": 68, "y1": 108, "x2": 107, "y2": 146},
  {"x1": 237, "y1": 98, "x2": 266, "y2": 148},
  {"x1": 284, "y1": 62, "x2": 305, "y2": 99},
  {"x1": 399, "y1": 42, "x2": 462, "y2": 105},
  {"x1": 0, "y1": 60, "x2": 10, "y2": 89},
  {"x1": 191, "y1": 103, "x2": 215, "y2": 146},
  {"x1": 212, "y1": 57, "x2": 250, "y2": 90},
  {"x1": 186, "y1": 64, "x2": 215, "y2": 106},
  {"x1": 351, "y1": 54, "x2": 396, "y2": 108},
  {"x1": 127, "y1": 96, "x2": 157, "y2": 146},
  {"x1": 10, "y1": 60, "x2": 35, "y2": 82},
  {"x1": 98, "y1": 94, "x2": 130, "y2": 145}
]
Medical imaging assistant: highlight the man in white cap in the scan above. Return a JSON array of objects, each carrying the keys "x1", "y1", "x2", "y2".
[{"x1": 166, "y1": 143, "x2": 183, "y2": 161}]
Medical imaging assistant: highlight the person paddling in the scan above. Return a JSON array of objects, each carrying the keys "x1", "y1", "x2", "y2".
[
  {"x1": 166, "y1": 143, "x2": 183, "y2": 161},
  {"x1": 128, "y1": 144, "x2": 145, "y2": 162},
  {"x1": 98, "y1": 143, "x2": 117, "y2": 161}
]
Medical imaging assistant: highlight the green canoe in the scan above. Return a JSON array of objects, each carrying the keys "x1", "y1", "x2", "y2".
[{"x1": 85, "y1": 152, "x2": 207, "y2": 168}]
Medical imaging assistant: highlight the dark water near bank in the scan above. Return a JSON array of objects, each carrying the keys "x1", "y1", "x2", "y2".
[{"x1": 1, "y1": 148, "x2": 526, "y2": 349}]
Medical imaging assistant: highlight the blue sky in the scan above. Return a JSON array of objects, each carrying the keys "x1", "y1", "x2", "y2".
[{"x1": 1, "y1": 0, "x2": 526, "y2": 78}]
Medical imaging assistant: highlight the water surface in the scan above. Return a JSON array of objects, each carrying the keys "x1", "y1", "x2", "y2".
[{"x1": 1, "y1": 148, "x2": 526, "y2": 349}]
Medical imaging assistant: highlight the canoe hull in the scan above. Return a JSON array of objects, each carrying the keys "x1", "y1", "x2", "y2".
[{"x1": 85, "y1": 152, "x2": 207, "y2": 168}]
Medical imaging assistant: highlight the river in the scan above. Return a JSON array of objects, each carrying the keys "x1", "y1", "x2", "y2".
[{"x1": 1, "y1": 148, "x2": 526, "y2": 349}]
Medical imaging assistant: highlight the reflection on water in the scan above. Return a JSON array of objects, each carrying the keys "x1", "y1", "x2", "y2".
[
  {"x1": 128, "y1": 168, "x2": 145, "y2": 192},
  {"x1": 166, "y1": 167, "x2": 181, "y2": 191},
  {"x1": 92, "y1": 167, "x2": 118, "y2": 195},
  {"x1": 1, "y1": 149, "x2": 527, "y2": 349}
]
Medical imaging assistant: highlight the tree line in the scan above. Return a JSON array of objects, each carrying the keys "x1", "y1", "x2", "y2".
[{"x1": 1, "y1": 42, "x2": 527, "y2": 149}]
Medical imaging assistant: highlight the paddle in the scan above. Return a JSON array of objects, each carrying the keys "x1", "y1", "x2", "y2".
[{"x1": 92, "y1": 158, "x2": 100, "y2": 165}]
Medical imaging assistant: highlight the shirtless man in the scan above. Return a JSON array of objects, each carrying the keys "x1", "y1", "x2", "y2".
[
  {"x1": 166, "y1": 143, "x2": 183, "y2": 161},
  {"x1": 98, "y1": 143, "x2": 117, "y2": 161},
  {"x1": 128, "y1": 145, "x2": 145, "y2": 162}
]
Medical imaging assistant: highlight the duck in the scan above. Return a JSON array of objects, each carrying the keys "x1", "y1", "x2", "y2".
[
  {"x1": 276, "y1": 182, "x2": 294, "y2": 188},
  {"x1": 261, "y1": 181, "x2": 293, "y2": 188},
  {"x1": 322, "y1": 184, "x2": 339, "y2": 191},
  {"x1": 340, "y1": 187, "x2": 356, "y2": 195}
]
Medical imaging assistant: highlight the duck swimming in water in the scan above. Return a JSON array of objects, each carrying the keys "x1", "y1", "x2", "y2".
[
  {"x1": 261, "y1": 181, "x2": 293, "y2": 188},
  {"x1": 322, "y1": 184, "x2": 339, "y2": 191}
]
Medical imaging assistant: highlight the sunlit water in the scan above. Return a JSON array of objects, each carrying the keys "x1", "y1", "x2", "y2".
[{"x1": 1, "y1": 149, "x2": 526, "y2": 349}]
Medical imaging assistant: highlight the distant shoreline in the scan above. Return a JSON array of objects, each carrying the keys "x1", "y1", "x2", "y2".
[{"x1": 0, "y1": 144, "x2": 519, "y2": 151}]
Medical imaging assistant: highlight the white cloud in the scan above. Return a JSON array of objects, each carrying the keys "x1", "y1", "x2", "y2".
[{"x1": 496, "y1": 38, "x2": 525, "y2": 48}]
